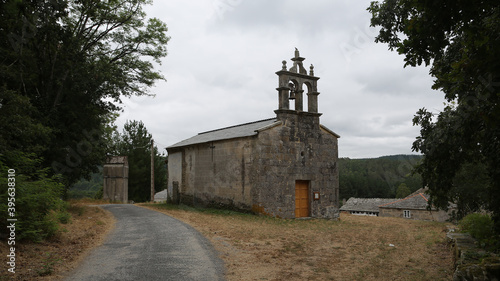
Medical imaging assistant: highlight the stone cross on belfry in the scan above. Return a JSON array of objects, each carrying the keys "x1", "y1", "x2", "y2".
[{"x1": 289, "y1": 48, "x2": 308, "y2": 75}]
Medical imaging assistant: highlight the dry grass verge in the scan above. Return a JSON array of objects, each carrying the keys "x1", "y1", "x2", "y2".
[
  {"x1": 0, "y1": 201, "x2": 114, "y2": 280},
  {"x1": 141, "y1": 203, "x2": 453, "y2": 281}
]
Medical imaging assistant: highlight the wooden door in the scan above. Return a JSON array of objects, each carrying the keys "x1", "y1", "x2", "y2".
[{"x1": 295, "y1": 180, "x2": 309, "y2": 218}]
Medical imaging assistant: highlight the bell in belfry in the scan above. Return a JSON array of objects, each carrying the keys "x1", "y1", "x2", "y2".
[{"x1": 288, "y1": 81, "x2": 296, "y2": 100}]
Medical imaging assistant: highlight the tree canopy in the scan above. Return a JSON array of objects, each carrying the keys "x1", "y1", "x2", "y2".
[
  {"x1": 369, "y1": 1, "x2": 500, "y2": 230},
  {"x1": 0, "y1": 0, "x2": 169, "y2": 185},
  {"x1": 111, "y1": 120, "x2": 167, "y2": 202},
  {"x1": 395, "y1": 183, "x2": 411, "y2": 199},
  {"x1": 0, "y1": 0, "x2": 168, "y2": 241}
]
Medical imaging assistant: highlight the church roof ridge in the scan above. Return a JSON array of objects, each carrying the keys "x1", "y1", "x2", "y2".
[{"x1": 166, "y1": 118, "x2": 278, "y2": 149}]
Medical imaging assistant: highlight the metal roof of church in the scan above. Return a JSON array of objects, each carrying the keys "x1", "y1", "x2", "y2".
[{"x1": 166, "y1": 118, "x2": 279, "y2": 149}]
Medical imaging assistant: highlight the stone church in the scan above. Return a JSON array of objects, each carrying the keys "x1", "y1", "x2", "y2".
[{"x1": 166, "y1": 49, "x2": 340, "y2": 219}]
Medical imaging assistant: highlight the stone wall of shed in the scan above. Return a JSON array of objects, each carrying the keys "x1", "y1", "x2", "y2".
[
  {"x1": 103, "y1": 156, "x2": 128, "y2": 203},
  {"x1": 167, "y1": 151, "x2": 182, "y2": 203},
  {"x1": 178, "y1": 138, "x2": 254, "y2": 210},
  {"x1": 250, "y1": 111, "x2": 339, "y2": 219},
  {"x1": 379, "y1": 208, "x2": 450, "y2": 222}
]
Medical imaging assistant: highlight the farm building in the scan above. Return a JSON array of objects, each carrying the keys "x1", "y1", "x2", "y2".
[
  {"x1": 340, "y1": 198, "x2": 396, "y2": 216},
  {"x1": 165, "y1": 49, "x2": 340, "y2": 219},
  {"x1": 379, "y1": 188, "x2": 453, "y2": 222},
  {"x1": 341, "y1": 188, "x2": 454, "y2": 222}
]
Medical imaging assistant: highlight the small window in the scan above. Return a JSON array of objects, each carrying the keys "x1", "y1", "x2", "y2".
[{"x1": 403, "y1": 210, "x2": 411, "y2": 218}]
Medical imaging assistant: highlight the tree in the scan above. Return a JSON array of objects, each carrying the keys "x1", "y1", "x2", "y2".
[
  {"x1": 0, "y1": 86, "x2": 69, "y2": 241},
  {"x1": 0, "y1": 0, "x2": 169, "y2": 186},
  {"x1": 368, "y1": 1, "x2": 500, "y2": 231},
  {"x1": 451, "y1": 161, "x2": 490, "y2": 220},
  {"x1": 395, "y1": 183, "x2": 411, "y2": 198},
  {"x1": 112, "y1": 120, "x2": 166, "y2": 202}
]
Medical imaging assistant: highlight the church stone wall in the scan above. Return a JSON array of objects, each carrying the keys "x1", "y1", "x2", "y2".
[
  {"x1": 178, "y1": 138, "x2": 254, "y2": 210},
  {"x1": 250, "y1": 111, "x2": 339, "y2": 219},
  {"x1": 170, "y1": 112, "x2": 340, "y2": 220}
]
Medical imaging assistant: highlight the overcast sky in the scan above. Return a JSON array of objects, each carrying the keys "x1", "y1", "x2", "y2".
[{"x1": 115, "y1": 0, "x2": 445, "y2": 159}]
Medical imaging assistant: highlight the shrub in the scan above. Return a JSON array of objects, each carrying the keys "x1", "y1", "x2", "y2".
[
  {"x1": 94, "y1": 186, "x2": 103, "y2": 200},
  {"x1": 57, "y1": 211, "x2": 71, "y2": 224},
  {"x1": 0, "y1": 156, "x2": 67, "y2": 242},
  {"x1": 459, "y1": 213, "x2": 499, "y2": 251}
]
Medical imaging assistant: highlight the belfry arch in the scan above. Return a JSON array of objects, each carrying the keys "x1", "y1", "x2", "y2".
[{"x1": 275, "y1": 48, "x2": 321, "y2": 115}]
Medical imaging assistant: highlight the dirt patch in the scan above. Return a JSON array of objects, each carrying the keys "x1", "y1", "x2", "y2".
[
  {"x1": 0, "y1": 202, "x2": 115, "y2": 280},
  {"x1": 141, "y1": 204, "x2": 454, "y2": 281}
]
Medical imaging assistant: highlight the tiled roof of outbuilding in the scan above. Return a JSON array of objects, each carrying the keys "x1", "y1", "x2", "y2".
[
  {"x1": 340, "y1": 198, "x2": 397, "y2": 213},
  {"x1": 379, "y1": 188, "x2": 431, "y2": 210},
  {"x1": 166, "y1": 118, "x2": 279, "y2": 149}
]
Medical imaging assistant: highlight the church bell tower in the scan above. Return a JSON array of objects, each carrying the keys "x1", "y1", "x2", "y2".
[{"x1": 275, "y1": 48, "x2": 321, "y2": 121}]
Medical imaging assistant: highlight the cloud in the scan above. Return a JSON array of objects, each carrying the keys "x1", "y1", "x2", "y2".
[{"x1": 115, "y1": 0, "x2": 446, "y2": 159}]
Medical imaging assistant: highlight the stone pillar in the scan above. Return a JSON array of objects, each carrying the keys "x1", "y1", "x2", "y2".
[
  {"x1": 276, "y1": 86, "x2": 290, "y2": 110},
  {"x1": 308, "y1": 91, "x2": 320, "y2": 113},
  {"x1": 172, "y1": 181, "x2": 180, "y2": 204},
  {"x1": 295, "y1": 89, "x2": 304, "y2": 112}
]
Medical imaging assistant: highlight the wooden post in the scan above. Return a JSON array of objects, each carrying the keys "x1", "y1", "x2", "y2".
[{"x1": 151, "y1": 139, "x2": 155, "y2": 202}]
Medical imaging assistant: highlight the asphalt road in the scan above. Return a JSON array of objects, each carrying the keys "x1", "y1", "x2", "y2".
[{"x1": 65, "y1": 204, "x2": 226, "y2": 281}]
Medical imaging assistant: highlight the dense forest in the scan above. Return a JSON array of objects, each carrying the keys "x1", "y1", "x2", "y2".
[{"x1": 339, "y1": 155, "x2": 423, "y2": 201}]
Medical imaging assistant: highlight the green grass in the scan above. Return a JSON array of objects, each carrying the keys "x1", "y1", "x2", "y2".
[{"x1": 143, "y1": 202, "x2": 259, "y2": 219}]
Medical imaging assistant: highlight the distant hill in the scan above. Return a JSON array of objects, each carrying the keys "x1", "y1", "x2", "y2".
[{"x1": 339, "y1": 154, "x2": 423, "y2": 200}]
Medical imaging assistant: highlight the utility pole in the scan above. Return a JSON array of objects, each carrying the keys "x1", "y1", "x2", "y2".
[{"x1": 151, "y1": 139, "x2": 155, "y2": 202}]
